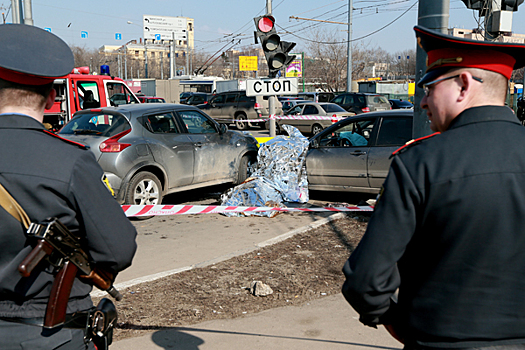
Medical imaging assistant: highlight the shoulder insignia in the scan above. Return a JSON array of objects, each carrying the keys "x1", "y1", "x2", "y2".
[
  {"x1": 390, "y1": 132, "x2": 440, "y2": 159},
  {"x1": 43, "y1": 130, "x2": 88, "y2": 149}
]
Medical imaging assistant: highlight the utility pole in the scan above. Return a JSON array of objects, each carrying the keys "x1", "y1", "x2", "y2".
[
  {"x1": 124, "y1": 48, "x2": 128, "y2": 80},
  {"x1": 11, "y1": 0, "x2": 22, "y2": 23},
  {"x1": 160, "y1": 49, "x2": 164, "y2": 80},
  {"x1": 347, "y1": 0, "x2": 353, "y2": 92},
  {"x1": 186, "y1": 40, "x2": 189, "y2": 77},
  {"x1": 413, "y1": 0, "x2": 449, "y2": 138},
  {"x1": 144, "y1": 43, "x2": 148, "y2": 79},
  {"x1": 23, "y1": 0, "x2": 32, "y2": 25},
  {"x1": 170, "y1": 32, "x2": 176, "y2": 79},
  {"x1": 118, "y1": 50, "x2": 121, "y2": 78}
]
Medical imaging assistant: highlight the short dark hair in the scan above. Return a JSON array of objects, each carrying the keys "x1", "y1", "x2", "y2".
[{"x1": 0, "y1": 78, "x2": 54, "y2": 108}]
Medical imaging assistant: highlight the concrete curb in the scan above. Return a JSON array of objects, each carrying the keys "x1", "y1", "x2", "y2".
[{"x1": 91, "y1": 212, "x2": 347, "y2": 298}]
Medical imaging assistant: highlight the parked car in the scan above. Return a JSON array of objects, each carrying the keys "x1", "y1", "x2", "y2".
[
  {"x1": 184, "y1": 92, "x2": 214, "y2": 106},
  {"x1": 306, "y1": 109, "x2": 413, "y2": 193},
  {"x1": 273, "y1": 102, "x2": 355, "y2": 135},
  {"x1": 297, "y1": 91, "x2": 335, "y2": 103},
  {"x1": 196, "y1": 90, "x2": 282, "y2": 130},
  {"x1": 278, "y1": 96, "x2": 303, "y2": 102},
  {"x1": 58, "y1": 104, "x2": 258, "y2": 206},
  {"x1": 389, "y1": 99, "x2": 414, "y2": 109},
  {"x1": 138, "y1": 95, "x2": 166, "y2": 103},
  {"x1": 330, "y1": 92, "x2": 391, "y2": 114},
  {"x1": 281, "y1": 99, "x2": 308, "y2": 112},
  {"x1": 179, "y1": 92, "x2": 194, "y2": 104}
]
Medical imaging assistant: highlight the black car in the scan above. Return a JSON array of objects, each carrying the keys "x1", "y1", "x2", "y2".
[
  {"x1": 184, "y1": 92, "x2": 215, "y2": 106},
  {"x1": 330, "y1": 92, "x2": 391, "y2": 114},
  {"x1": 389, "y1": 99, "x2": 414, "y2": 109},
  {"x1": 179, "y1": 92, "x2": 194, "y2": 104},
  {"x1": 306, "y1": 110, "x2": 413, "y2": 193}
]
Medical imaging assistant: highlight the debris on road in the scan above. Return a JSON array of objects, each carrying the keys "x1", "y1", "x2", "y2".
[{"x1": 221, "y1": 125, "x2": 309, "y2": 217}]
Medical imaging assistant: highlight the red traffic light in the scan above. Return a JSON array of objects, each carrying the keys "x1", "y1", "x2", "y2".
[{"x1": 257, "y1": 16, "x2": 275, "y2": 33}]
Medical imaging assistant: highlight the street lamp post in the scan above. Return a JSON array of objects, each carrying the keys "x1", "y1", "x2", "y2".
[{"x1": 127, "y1": 21, "x2": 148, "y2": 78}]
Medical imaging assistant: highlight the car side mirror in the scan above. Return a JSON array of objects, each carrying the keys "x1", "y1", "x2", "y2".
[{"x1": 219, "y1": 123, "x2": 228, "y2": 134}]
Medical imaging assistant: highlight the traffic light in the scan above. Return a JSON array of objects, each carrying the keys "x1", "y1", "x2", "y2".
[
  {"x1": 253, "y1": 15, "x2": 296, "y2": 78},
  {"x1": 461, "y1": 0, "x2": 523, "y2": 11},
  {"x1": 501, "y1": 0, "x2": 523, "y2": 11},
  {"x1": 460, "y1": 0, "x2": 483, "y2": 9}
]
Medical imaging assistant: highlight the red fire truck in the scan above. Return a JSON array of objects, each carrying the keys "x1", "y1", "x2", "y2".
[{"x1": 44, "y1": 66, "x2": 140, "y2": 130}]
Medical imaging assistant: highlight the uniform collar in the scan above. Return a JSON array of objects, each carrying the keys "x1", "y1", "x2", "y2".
[
  {"x1": 0, "y1": 113, "x2": 45, "y2": 130},
  {"x1": 448, "y1": 105, "x2": 519, "y2": 130}
]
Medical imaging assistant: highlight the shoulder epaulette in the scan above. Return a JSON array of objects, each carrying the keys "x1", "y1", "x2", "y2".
[
  {"x1": 43, "y1": 130, "x2": 88, "y2": 149},
  {"x1": 390, "y1": 132, "x2": 440, "y2": 159}
]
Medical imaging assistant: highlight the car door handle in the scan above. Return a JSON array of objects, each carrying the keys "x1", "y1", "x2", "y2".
[
  {"x1": 194, "y1": 142, "x2": 203, "y2": 148},
  {"x1": 350, "y1": 151, "x2": 366, "y2": 156}
]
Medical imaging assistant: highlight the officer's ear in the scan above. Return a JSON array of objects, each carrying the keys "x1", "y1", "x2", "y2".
[
  {"x1": 457, "y1": 72, "x2": 472, "y2": 102},
  {"x1": 44, "y1": 88, "x2": 56, "y2": 110}
]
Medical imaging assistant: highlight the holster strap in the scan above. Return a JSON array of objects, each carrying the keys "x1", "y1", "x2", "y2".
[{"x1": 0, "y1": 310, "x2": 92, "y2": 329}]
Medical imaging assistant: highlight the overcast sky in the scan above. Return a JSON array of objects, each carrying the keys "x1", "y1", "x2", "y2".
[{"x1": 12, "y1": 0, "x2": 525, "y2": 56}]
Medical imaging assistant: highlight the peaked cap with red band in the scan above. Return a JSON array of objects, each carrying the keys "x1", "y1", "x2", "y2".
[
  {"x1": 415, "y1": 25, "x2": 525, "y2": 87},
  {"x1": 0, "y1": 24, "x2": 74, "y2": 86}
]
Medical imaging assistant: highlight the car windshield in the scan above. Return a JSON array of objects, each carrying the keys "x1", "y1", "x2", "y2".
[
  {"x1": 319, "y1": 103, "x2": 346, "y2": 113},
  {"x1": 59, "y1": 113, "x2": 131, "y2": 137},
  {"x1": 367, "y1": 95, "x2": 389, "y2": 106}
]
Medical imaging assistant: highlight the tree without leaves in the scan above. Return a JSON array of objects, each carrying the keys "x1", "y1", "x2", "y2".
[{"x1": 304, "y1": 29, "x2": 348, "y2": 92}]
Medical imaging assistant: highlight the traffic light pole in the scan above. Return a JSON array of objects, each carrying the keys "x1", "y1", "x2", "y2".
[
  {"x1": 266, "y1": 0, "x2": 277, "y2": 137},
  {"x1": 413, "y1": 0, "x2": 449, "y2": 138},
  {"x1": 269, "y1": 96, "x2": 276, "y2": 137}
]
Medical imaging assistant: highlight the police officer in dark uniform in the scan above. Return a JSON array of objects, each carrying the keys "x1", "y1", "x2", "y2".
[
  {"x1": 342, "y1": 26, "x2": 525, "y2": 350},
  {"x1": 0, "y1": 24, "x2": 137, "y2": 349}
]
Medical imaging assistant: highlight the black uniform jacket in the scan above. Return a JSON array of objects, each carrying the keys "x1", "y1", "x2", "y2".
[
  {"x1": 0, "y1": 114, "x2": 137, "y2": 318},
  {"x1": 342, "y1": 106, "x2": 525, "y2": 348}
]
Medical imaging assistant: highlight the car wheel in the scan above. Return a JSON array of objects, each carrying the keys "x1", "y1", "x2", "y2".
[
  {"x1": 235, "y1": 113, "x2": 249, "y2": 130},
  {"x1": 126, "y1": 171, "x2": 162, "y2": 206},
  {"x1": 237, "y1": 155, "x2": 254, "y2": 184},
  {"x1": 312, "y1": 124, "x2": 323, "y2": 135}
]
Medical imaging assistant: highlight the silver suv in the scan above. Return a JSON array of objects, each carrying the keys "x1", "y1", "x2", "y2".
[
  {"x1": 196, "y1": 90, "x2": 282, "y2": 130},
  {"x1": 58, "y1": 104, "x2": 258, "y2": 206}
]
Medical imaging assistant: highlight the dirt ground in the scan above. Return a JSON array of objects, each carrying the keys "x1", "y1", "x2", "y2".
[{"x1": 96, "y1": 213, "x2": 371, "y2": 342}]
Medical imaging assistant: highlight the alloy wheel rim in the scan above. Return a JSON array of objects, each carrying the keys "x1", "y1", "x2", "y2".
[{"x1": 134, "y1": 179, "x2": 160, "y2": 205}]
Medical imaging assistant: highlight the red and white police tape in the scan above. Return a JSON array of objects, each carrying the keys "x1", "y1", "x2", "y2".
[
  {"x1": 231, "y1": 114, "x2": 348, "y2": 123},
  {"x1": 122, "y1": 204, "x2": 374, "y2": 217}
]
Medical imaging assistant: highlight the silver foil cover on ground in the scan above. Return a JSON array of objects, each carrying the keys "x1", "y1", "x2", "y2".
[{"x1": 221, "y1": 125, "x2": 309, "y2": 217}]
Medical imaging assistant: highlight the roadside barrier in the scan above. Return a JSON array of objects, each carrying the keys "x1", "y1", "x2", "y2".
[{"x1": 122, "y1": 204, "x2": 374, "y2": 217}]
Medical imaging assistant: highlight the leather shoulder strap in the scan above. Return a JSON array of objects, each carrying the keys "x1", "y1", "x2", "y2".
[{"x1": 0, "y1": 183, "x2": 31, "y2": 229}]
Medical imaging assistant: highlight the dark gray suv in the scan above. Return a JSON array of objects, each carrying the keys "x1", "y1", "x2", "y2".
[
  {"x1": 58, "y1": 104, "x2": 258, "y2": 206},
  {"x1": 196, "y1": 90, "x2": 282, "y2": 130},
  {"x1": 330, "y1": 93, "x2": 391, "y2": 114}
]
